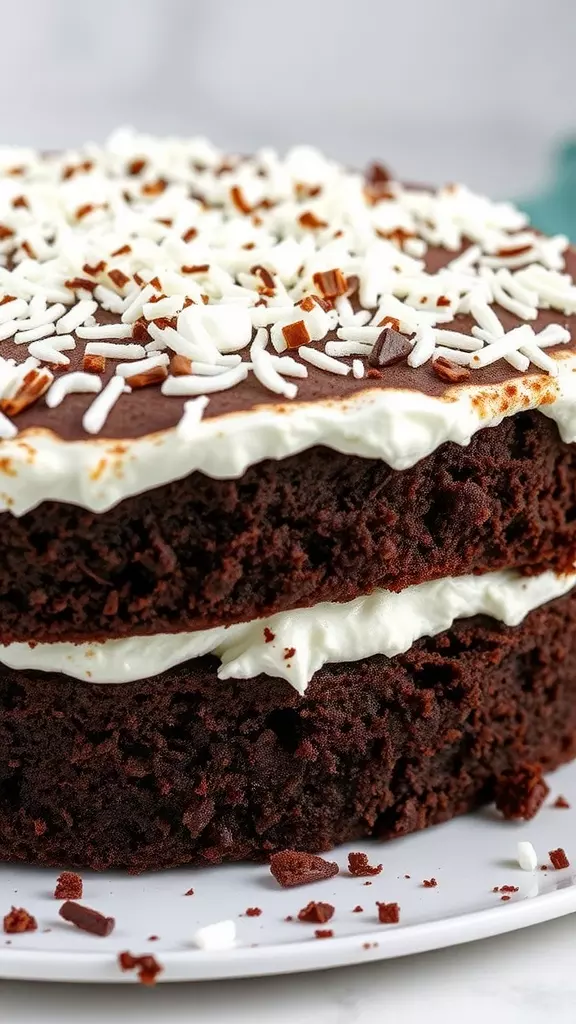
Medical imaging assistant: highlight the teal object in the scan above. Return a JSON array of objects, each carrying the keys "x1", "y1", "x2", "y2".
[{"x1": 518, "y1": 139, "x2": 576, "y2": 241}]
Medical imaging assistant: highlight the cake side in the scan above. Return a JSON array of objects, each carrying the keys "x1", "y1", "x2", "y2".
[
  {"x1": 0, "y1": 133, "x2": 575, "y2": 871},
  {"x1": 0, "y1": 411, "x2": 575, "y2": 646},
  {"x1": 0, "y1": 593, "x2": 574, "y2": 871}
]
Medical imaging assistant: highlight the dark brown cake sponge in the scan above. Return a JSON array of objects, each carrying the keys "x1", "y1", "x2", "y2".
[
  {"x1": 0, "y1": 410, "x2": 575, "y2": 644},
  {"x1": 0, "y1": 591, "x2": 574, "y2": 871}
]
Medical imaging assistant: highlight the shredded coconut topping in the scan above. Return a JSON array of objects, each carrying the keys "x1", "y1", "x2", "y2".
[{"x1": 0, "y1": 128, "x2": 571, "y2": 435}]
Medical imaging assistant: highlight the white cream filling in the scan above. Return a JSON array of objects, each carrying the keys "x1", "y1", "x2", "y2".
[
  {"x1": 0, "y1": 351, "x2": 576, "y2": 516},
  {"x1": 4, "y1": 567, "x2": 574, "y2": 692}
]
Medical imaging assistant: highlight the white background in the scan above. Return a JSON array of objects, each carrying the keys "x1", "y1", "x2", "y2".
[
  {"x1": 3, "y1": 0, "x2": 576, "y2": 196},
  {"x1": 2, "y1": 0, "x2": 576, "y2": 1018}
]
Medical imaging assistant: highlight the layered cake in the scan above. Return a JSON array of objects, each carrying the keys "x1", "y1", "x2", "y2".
[{"x1": 0, "y1": 131, "x2": 576, "y2": 870}]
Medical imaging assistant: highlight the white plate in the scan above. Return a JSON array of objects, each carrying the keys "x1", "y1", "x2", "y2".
[{"x1": 1, "y1": 762, "x2": 576, "y2": 983}]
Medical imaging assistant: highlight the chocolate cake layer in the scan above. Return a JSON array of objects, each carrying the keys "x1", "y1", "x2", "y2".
[
  {"x1": 0, "y1": 409, "x2": 575, "y2": 644},
  {"x1": 0, "y1": 590, "x2": 575, "y2": 871}
]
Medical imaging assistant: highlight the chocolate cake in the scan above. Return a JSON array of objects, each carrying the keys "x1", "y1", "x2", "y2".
[{"x1": 0, "y1": 130, "x2": 575, "y2": 870}]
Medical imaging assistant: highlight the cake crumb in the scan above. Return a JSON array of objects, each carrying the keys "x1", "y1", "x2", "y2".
[
  {"x1": 3, "y1": 907, "x2": 37, "y2": 934},
  {"x1": 244, "y1": 907, "x2": 262, "y2": 917},
  {"x1": 494, "y1": 763, "x2": 549, "y2": 820},
  {"x1": 376, "y1": 902, "x2": 400, "y2": 924},
  {"x1": 554, "y1": 795, "x2": 571, "y2": 809},
  {"x1": 59, "y1": 901, "x2": 115, "y2": 937},
  {"x1": 118, "y1": 951, "x2": 163, "y2": 985},
  {"x1": 352, "y1": 905, "x2": 363, "y2": 913},
  {"x1": 269, "y1": 850, "x2": 339, "y2": 888},
  {"x1": 314, "y1": 929, "x2": 333, "y2": 939},
  {"x1": 549, "y1": 847, "x2": 570, "y2": 870},
  {"x1": 184, "y1": 888, "x2": 195, "y2": 896},
  {"x1": 54, "y1": 871, "x2": 83, "y2": 900},
  {"x1": 422, "y1": 878, "x2": 437, "y2": 888},
  {"x1": 297, "y1": 901, "x2": 334, "y2": 924},
  {"x1": 347, "y1": 852, "x2": 382, "y2": 877}
]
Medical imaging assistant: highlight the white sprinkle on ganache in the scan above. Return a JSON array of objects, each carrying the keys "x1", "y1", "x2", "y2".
[
  {"x1": 82, "y1": 375, "x2": 126, "y2": 434},
  {"x1": 0, "y1": 128, "x2": 570, "y2": 436},
  {"x1": 46, "y1": 371, "x2": 103, "y2": 408}
]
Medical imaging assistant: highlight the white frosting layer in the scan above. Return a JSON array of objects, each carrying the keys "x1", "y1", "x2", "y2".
[
  {"x1": 2, "y1": 351, "x2": 576, "y2": 516},
  {"x1": 4, "y1": 567, "x2": 574, "y2": 692}
]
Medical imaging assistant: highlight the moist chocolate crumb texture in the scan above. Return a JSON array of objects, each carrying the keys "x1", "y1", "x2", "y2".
[{"x1": 1, "y1": 131, "x2": 576, "y2": 870}]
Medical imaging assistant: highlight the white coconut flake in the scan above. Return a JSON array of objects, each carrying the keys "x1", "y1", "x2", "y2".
[
  {"x1": 56, "y1": 299, "x2": 97, "y2": 334},
  {"x1": 46, "y1": 371, "x2": 103, "y2": 408},
  {"x1": 192, "y1": 920, "x2": 236, "y2": 951},
  {"x1": 14, "y1": 323, "x2": 55, "y2": 344},
  {"x1": 84, "y1": 342, "x2": 146, "y2": 360},
  {"x1": 352, "y1": 358, "x2": 365, "y2": 378},
  {"x1": 115, "y1": 353, "x2": 169, "y2": 377},
  {"x1": 299, "y1": 347, "x2": 350, "y2": 375},
  {"x1": 82, "y1": 375, "x2": 126, "y2": 434},
  {"x1": 162, "y1": 363, "x2": 249, "y2": 395},
  {"x1": 77, "y1": 324, "x2": 134, "y2": 340},
  {"x1": 517, "y1": 841, "x2": 538, "y2": 872}
]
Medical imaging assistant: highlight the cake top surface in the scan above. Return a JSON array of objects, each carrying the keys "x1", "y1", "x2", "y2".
[{"x1": 0, "y1": 129, "x2": 575, "y2": 514}]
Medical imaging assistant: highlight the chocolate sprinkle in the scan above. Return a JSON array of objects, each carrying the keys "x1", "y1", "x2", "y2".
[
  {"x1": 59, "y1": 900, "x2": 115, "y2": 937},
  {"x1": 432, "y1": 356, "x2": 471, "y2": 383}
]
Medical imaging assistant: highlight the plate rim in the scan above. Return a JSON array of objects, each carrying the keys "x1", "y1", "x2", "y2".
[{"x1": 0, "y1": 877, "x2": 575, "y2": 982}]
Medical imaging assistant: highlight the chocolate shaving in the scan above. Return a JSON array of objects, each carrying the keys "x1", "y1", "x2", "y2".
[
  {"x1": 181, "y1": 264, "x2": 210, "y2": 274},
  {"x1": 132, "y1": 318, "x2": 151, "y2": 343},
  {"x1": 83, "y1": 260, "x2": 107, "y2": 276},
  {"x1": 111, "y1": 244, "x2": 131, "y2": 257},
  {"x1": 250, "y1": 265, "x2": 275, "y2": 290},
  {"x1": 124, "y1": 365, "x2": 168, "y2": 389},
  {"x1": 0, "y1": 225, "x2": 14, "y2": 241},
  {"x1": 369, "y1": 328, "x2": 412, "y2": 369},
  {"x1": 230, "y1": 185, "x2": 252, "y2": 215},
  {"x1": 432, "y1": 356, "x2": 471, "y2": 384},
  {"x1": 297, "y1": 901, "x2": 334, "y2": 924},
  {"x1": 65, "y1": 277, "x2": 97, "y2": 293},
  {"x1": 282, "y1": 320, "x2": 311, "y2": 349},
  {"x1": 12, "y1": 195, "x2": 28, "y2": 210},
  {"x1": 0, "y1": 369, "x2": 52, "y2": 416},
  {"x1": 312, "y1": 269, "x2": 348, "y2": 299},
  {"x1": 141, "y1": 179, "x2": 167, "y2": 197},
  {"x1": 170, "y1": 355, "x2": 193, "y2": 377},
  {"x1": 108, "y1": 269, "x2": 131, "y2": 289},
  {"x1": 128, "y1": 158, "x2": 147, "y2": 176},
  {"x1": 83, "y1": 354, "x2": 106, "y2": 374},
  {"x1": 366, "y1": 161, "x2": 391, "y2": 185},
  {"x1": 59, "y1": 900, "x2": 115, "y2": 937},
  {"x1": 118, "y1": 951, "x2": 163, "y2": 985},
  {"x1": 269, "y1": 850, "x2": 339, "y2": 888},
  {"x1": 182, "y1": 227, "x2": 198, "y2": 243},
  {"x1": 298, "y1": 211, "x2": 328, "y2": 230}
]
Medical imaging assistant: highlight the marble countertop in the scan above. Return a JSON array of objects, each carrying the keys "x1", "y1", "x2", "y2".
[{"x1": 2, "y1": 913, "x2": 574, "y2": 1023}]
